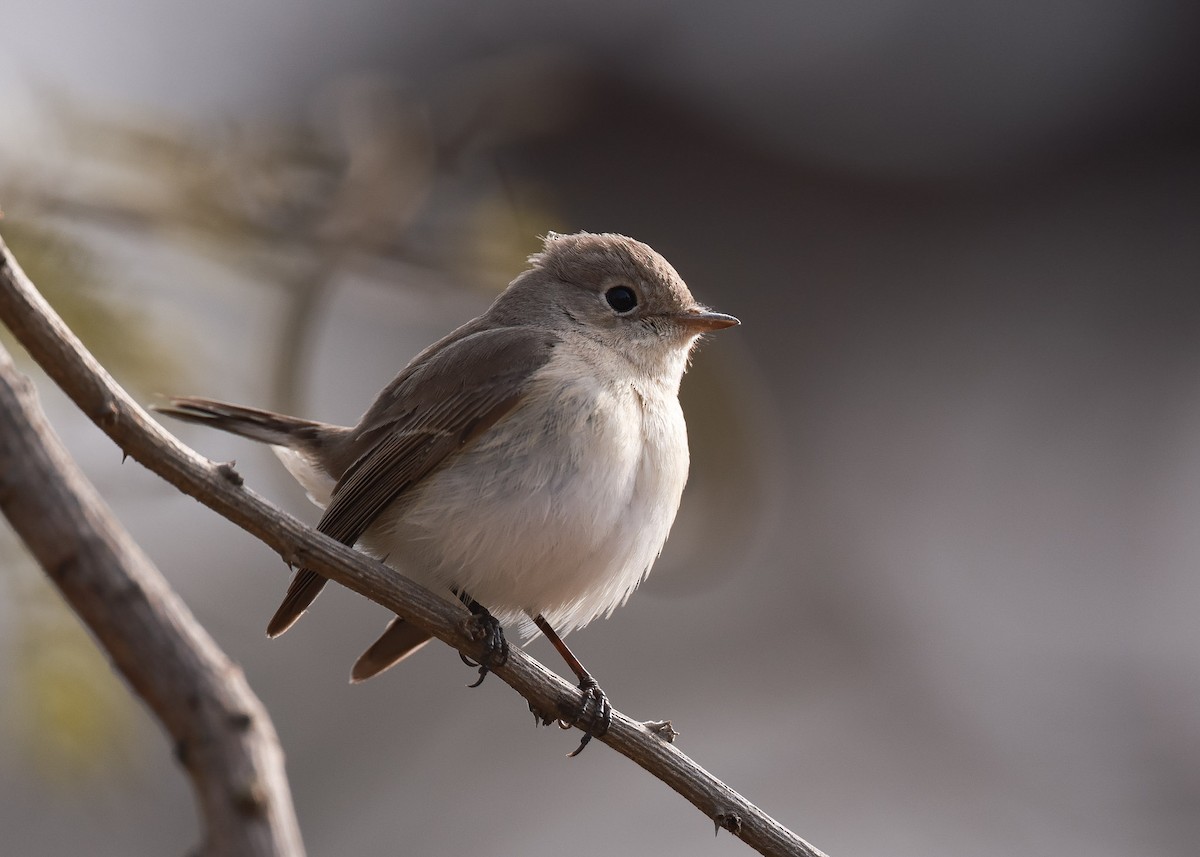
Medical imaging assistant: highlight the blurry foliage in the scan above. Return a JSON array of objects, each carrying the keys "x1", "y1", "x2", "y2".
[
  {"x1": 0, "y1": 218, "x2": 182, "y2": 394},
  {"x1": 2, "y1": 74, "x2": 570, "y2": 410},
  {"x1": 8, "y1": 75, "x2": 569, "y2": 289},
  {"x1": 0, "y1": 535, "x2": 139, "y2": 788}
]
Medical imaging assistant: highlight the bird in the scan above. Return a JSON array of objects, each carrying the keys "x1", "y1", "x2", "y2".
[{"x1": 157, "y1": 231, "x2": 738, "y2": 754}]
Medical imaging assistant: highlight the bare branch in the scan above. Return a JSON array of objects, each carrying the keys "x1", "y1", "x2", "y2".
[
  {"x1": 0, "y1": 348, "x2": 304, "y2": 854},
  {"x1": 0, "y1": 231, "x2": 828, "y2": 857}
]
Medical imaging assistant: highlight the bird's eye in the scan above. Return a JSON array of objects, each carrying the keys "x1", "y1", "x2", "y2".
[{"x1": 604, "y1": 286, "x2": 638, "y2": 314}]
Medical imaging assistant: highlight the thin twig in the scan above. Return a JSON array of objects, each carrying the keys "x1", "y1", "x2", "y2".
[
  {"x1": 0, "y1": 345, "x2": 304, "y2": 856},
  {"x1": 0, "y1": 231, "x2": 828, "y2": 857}
]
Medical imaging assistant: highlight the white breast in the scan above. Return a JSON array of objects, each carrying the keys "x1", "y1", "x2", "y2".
[{"x1": 361, "y1": 335, "x2": 691, "y2": 637}]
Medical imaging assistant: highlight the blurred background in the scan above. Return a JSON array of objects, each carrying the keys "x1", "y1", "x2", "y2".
[{"x1": 2, "y1": 2, "x2": 1199, "y2": 855}]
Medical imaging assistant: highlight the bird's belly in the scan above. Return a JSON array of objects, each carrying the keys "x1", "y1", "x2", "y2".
[{"x1": 361, "y1": 376, "x2": 689, "y2": 634}]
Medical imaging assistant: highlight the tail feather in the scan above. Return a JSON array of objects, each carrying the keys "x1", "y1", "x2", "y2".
[
  {"x1": 157, "y1": 395, "x2": 348, "y2": 637},
  {"x1": 350, "y1": 617, "x2": 433, "y2": 682},
  {"x1": 154, "y1": 396, "x2": 324, "y2": 448}
]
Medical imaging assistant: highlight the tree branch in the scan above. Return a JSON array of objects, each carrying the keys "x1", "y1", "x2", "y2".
[
  {"x1": 0, "y1": 345, "x2": 304, "y2": 854},
  {"x1": 0, "y1": 231, "x2": 828, "y2": 857}
]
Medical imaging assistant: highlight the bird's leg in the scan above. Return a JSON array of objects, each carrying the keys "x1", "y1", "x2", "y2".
[
  {"x1": 534, "y1": 614, "x2": 612, "y2": 757},
  {"x1": 455, "y1": 590, "x2": 508, "y2": 688}
]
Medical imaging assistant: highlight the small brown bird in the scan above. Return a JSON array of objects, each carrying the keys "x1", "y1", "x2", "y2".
[{"x1": 159, "y1": 232, "x2": 738, "y2": 753}]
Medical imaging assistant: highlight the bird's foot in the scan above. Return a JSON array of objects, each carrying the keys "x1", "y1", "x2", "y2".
[
  {"x1": 459, "y1": 604, "x2": 508, "y2": 688},
  {"x1": 558, "y1": 675, "x2": 612, "y2": 757}
]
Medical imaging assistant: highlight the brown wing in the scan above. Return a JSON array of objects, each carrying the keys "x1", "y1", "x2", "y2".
[{"x1": 266, "y1": 326, "x2": 559, "y2": 636}]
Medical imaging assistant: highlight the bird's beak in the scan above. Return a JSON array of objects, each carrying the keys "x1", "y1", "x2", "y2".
[{"x1": 676, "y1": 309, "x2": 740, "y2": 333}]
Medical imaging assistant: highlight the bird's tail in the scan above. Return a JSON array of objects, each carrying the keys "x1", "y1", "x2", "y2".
[
  {"x1": 154, "y1": 396, "x2": 325, "y2": 448},
  {"x1": 350, "y1": 617, "x2": 434, "y2": 682}
]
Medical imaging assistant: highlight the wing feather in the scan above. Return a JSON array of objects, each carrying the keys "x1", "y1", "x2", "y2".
[{"x1": 267, "y1": 326, "x2": 558, "y2": 636}]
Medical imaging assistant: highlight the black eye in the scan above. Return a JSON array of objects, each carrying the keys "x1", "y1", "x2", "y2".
[{"x1": 604, "y1": 286, "x2": 638, "y2": 314}]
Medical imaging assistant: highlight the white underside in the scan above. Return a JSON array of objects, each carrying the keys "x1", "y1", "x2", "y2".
[
  {"x1": 273, "y1": 446, "x2": 337, "y2": 508},
  {"x1": 275, "y1": 333, "x2": 691, "y2": 638}
]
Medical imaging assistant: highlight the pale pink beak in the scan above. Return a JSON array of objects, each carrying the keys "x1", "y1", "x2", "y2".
[{"x1": 676, "y1": 308, "x2": 740, "y2": 333}]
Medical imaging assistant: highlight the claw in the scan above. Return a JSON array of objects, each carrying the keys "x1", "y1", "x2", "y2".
[
  {"x1": 459, "y1": 600, "x2": 508, "y2": 688},
  {"x1": 459, "y1": 652, "x2": 490, "y2": 688},
  {"x1": 565, "y1": 676, "x2": 612, "y2": 757},
  {"x1": 529, "y1": 701, "x2": 554, "y2": 727}
]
